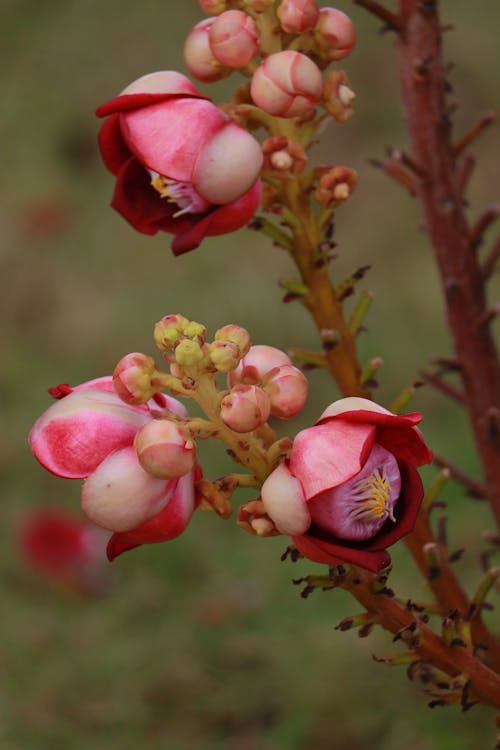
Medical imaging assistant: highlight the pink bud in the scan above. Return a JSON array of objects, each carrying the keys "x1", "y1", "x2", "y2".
[
  {"x1": 209, "y1": 340, "x2": 241, "y2": 372},
  {"x1": 261, "y1": 463, "x2": 311, "y2": 535},
  {"x1": 314, "y1": 8, "x2": 356, "y2": 62},
  {"x1": 250, "y1": 51, "x2": 323, "y2": 118},
  {"x1": 81, "y1": 446, "x2": 176, "y2": 532},
  {"x1": 184, "y1": 19, "x2": 231, "y2": 83},
  {"x1": 209, "y1": 10, "x2": 259, "y2": 69},
  {"x1": 214, "y1": 324, "x2": 252, "y2": 356},
  {"x1": 220, "y1": 385, "x2": 271, "y2": 433},
  {"x1": 277, "y1": 0, "x2": 319, "y2": 34},
  {"x1": 134, "y1": 420, "x2": 196, "y2": 479},
  {"x1": 228, "y1": 345, "x2": 291, "y2": 387},
  {"x1": 113, "y1": 352, "x2": 156, "y2": 405},
  {"x1": 262, "y1": 364, "x2": 308, "y2": 418}
]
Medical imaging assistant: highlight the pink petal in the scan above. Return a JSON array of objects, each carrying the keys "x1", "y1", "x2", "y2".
[
  {"x1": 29, "y1": 390, "x2": 148, "y2": 479},
  {"x1": 119, "y1": 98, "x2": 228, "y2": 182},
  {"x1": 289, "y1": 420, "x2": 375, "y2": 499},
  {"x1": 106, "y1": 471, "x2": 196, "y2": 560}
]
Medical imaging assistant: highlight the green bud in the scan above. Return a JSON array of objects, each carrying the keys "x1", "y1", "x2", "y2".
[
  {"x1": 175, "y1": 339, "x2": 204, "y2": 366},
  {"x1": 184, "y1": 321, "x2": 207, "y2": 342},
  {"x1": 154, "y1": 314, "x2": 189, "y2": 351}
]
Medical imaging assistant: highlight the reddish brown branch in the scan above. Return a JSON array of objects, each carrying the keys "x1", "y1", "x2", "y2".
[
  {"x1": 421, "y1": 369, "x2": 464, "y2": 404},
  {"x1": 482, "y1": 236, "x2": 500, "y2": 280},
  {"x1": 369, "y1": 157, "x2": 418, "y2": 196},
  {"x1": 433, "y1": 453, "x2": 488, "y2": 500},
  {"x1": 453, "y1": 111, "x2": 496, "y2": 158},
  {"x1": 456, "y1": 154, "x2": 475, "y2": 197},
  {"x1": 396, "y1": 0, "x2": 500, "y2": 526},
  {"x1": 470, "y1": 204, "x2": 500, "y2": 248}
]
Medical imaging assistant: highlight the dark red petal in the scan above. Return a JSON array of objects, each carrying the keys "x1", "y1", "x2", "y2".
[
  {"x1": 96, "y1": 91, "x2": 204, "y2": 119},
  {"x1": 98, "y1": 114, "x2": 132, "y2": 175},
  {"x1": 318, "y1": 409, "x2": 422, "y2": 428},
  {"x1": 291, "y1": 534, "x2": 390, "y2": 572},
  {"x1": 111, "y1": 157, "x2": 190, "y2": 236}
]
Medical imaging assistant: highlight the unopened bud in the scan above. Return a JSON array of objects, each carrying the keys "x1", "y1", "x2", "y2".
[
  {"x1": 184, "y1": 19, "x2": 232, "y2": 83},
  {"x1": 209, "y1": 340, "x2": 241, "y2": 372},
  {"x1": 262, "y1": 364, "x2": 308, "y2": 418},
  {"x1": 229, "y1": 345, "x2": 292, "y2": 387},
  {"x1": 209, "y1": 10, "x2": 259, "y2": 68},
  {"x1": 154, "y1": 314, "x2": 189, "y2": 351},
  {"x1": 214, "y1": 324, "x2": 252, "y2": 356},
  {"x1": 220, "y1": 384, "x2": 271, "y2": 432},
  {"x1": 262, "y1": 135, "x2": 307, "y2": 175},
  {"x1": 322, "y1": 70, "x2": 355, "y2": 123},
  {"x1": 314, "y1": 7, "x2": 356, "y2": 62},
  {"x1": 277, "y1": 0, "x2": 319, "y2": 34},
  {"x1": 199, "y1": 0, "x2": 227, "y2": 14},
  {"x1": 184, "y1": 320, "x2": 207, "y2": 343},
  {"x1": 315, "y1": 166, "x2": 357, "y2": 208},
  {"x1": 271, "y1": 150, "x2": 294, "y2": 171},
  {"x1": 250, "y1": 51, "x2": 323, "y2": 118},
  {"x1": 175, "y1": 339, "x2": 204, "y2": 367},
  {"x1": 113, "y1": 353, "x2": 156, "y2": 405},
  {"x1": 134, "y1": 420, "x2": 196, "y2": 479}
]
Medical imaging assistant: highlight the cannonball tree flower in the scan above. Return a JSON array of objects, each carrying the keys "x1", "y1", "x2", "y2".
[
  {"x1": 96, "y1": 71, "x2": 263, "y2": 255},
  {"x1": 261, "y1": 398, "x2": 433, "y2": 572},
  {"x1": 250, "y1": 51, "x2": 323, "y2": 118},
  {"x1": 29, "y1": 377, "x2": 197, "y2": 561}
]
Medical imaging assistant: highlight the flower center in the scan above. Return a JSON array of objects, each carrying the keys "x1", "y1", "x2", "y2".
[
  {"x1": 149, "y1": 171, "x2": 211, "y2": 217},
  {"x1": 350, "y1": 465, "x2": 396, "y2": 525}
]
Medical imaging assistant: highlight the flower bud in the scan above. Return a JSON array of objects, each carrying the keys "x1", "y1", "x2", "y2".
[
  {"x1": 134, "y1": 420, "x2": 196, "y2": 479},
  {"x1": 314, "y1": 8, "x2": 356, "y2": 62},
  {"x1": 261, "y1": 364, "x2": 308, "y2": 418},
  {"x1": 214, "y1": 324, "x2": 252, "y2": 356},
  {"x1": 184, "y1": 320, "x2": 207, "y2": 343},
  {"x1": 315, "y1": 166, "x2": 357, "y2": 209},
  {"x1": 113, "y1": 353, "x2": 156, "y2": 405},
  {"x1": 199, "y1": 0, "x2": 228, "y2": 14},
  {"x1": 154, "y1": 314, "x2": 189, "y2": 351},
  {"x1": 184, "y1": 19, "x2": 232, "y2": 83},
  {"x1": 261, "y1": 463, "x2": 311, "y2": 535},
  {"x1": 209, "y1": 10, "x2": 259, "y2": 69},
  {"x1": 322, "y1": 70, "x2": 355, "y2": 123},
  {"x1": 277, "y1": 0, "x2": 319, "y2": 34},
  {"x1": 229, "y1": 345, "x2": 292, "y2": 386},
  {"x1": 262, "y1": 136, "x2": 307, "y2": 176},
  {"x1": 250, "y1": 51, "x2": 323, "y2": 118},
  {"x1": 220, "y1": 385, "x2": 271, "y2": 432},
  {"x1": 175, "y1": 339, "x2": 204, "y2": 366},
  {"x1": 209, "y1": 340, "x2": 241, "y2": 372}
]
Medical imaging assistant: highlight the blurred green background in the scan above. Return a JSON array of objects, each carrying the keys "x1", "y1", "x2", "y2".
[{"x1": 1, "y1": 1, "x2": 499, "y2": 748}]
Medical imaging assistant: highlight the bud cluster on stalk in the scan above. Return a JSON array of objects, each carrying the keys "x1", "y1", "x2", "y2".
[{"x1": 186, "y1": 2, "x2": 356, "y2": 121}]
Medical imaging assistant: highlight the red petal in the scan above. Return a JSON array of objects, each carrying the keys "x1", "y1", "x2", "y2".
[
  {"x1": 289, "y1": 420, "x2": 375, "y2": 499},
  {"x1": 96, "y1": 91, "x2": 203, "y2": 119},
  {"x1": 291, "y1": 534, "x2": 390, "y2": 572},
  {"x1": 106, "y1": 472, "x2": 196, "y2": 560},
  {"x1": 98, "y1": 114, "x2": 132, "y2": 175},
  {"x1": 319, "y1": 409, "x2": 433, "y2": 467}
]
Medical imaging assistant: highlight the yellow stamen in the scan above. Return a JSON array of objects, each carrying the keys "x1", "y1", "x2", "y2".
[{"x1": 351, "y1": 466, "x2": 395, "y2": 524}]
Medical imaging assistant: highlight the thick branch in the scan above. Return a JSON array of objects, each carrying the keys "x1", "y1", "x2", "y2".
[{"x1": 396, "y1": 0, "x2": 500, "y2": 526}]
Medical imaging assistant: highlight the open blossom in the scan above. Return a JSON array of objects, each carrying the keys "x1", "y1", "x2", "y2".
[
  {"x1": 29, "y1": 377, "x2": 197, "y2": 561},
  {"x1": 97, "y1": 71, "x2": 263, "y2": 255},
  {"x1": 261, "y1": 397, "x2": 433, "y2": 572}
]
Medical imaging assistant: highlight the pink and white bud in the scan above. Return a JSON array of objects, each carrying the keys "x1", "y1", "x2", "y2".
[
  {"x1": 314, "y1": 8, "x2": 356, "y2": 62},
  {"x1": 220, "y1": 384, "x2": 271, "y2": 432},
  {"x1": 209, "y1": 10, "x2": 259, "y2": 69},
  {"x1": 228, "y1": 345, "x2": 292, "y2": 387},
  {"x1": 81, "y1": 446, "x2": 175, "y2": 532},
  {"x1": 214, "y1": 324, "x2": 252, "y2": 356},
  {"x1": 134, "y1": 420, "x2": 196, "y2": 479},
  {"x1": 250, "y1": 51, "x2": 323, "y2": 118},
  {"x1": 209, "y1": 340, "x2": 241, "y2": 372},
  {"x1": 113, "y1": 352, "x2": 157, "y2": 405},
  {"x1": 184, "y1": 19, "x2": 231, "y2": 83},
  {"x1": 262, "y1": 364, "x2": 308, "y2": 418},
  {"x1": 277, "y1": 0, "x2": 319, "y2": 34},
  {"x1": 261, "y1": 463, "x2": 311, "y2": 535}
]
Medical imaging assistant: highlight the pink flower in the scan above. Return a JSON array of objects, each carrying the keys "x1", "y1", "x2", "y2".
[
  {"x1": 19, "y1": 507, "x2": 109, "y2": 594},
  {"x1": 261, "y1": 397, "x2": 433, "y2": 572},
  {"x1": 29, "y1": 377, "x2": 197, "y2": 561},
  {"x1": 97, "y1": 71, "x2": 263, "y2": 255}
]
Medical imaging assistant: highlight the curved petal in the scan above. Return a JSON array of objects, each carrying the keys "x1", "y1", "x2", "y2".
[
  {"x1": 119, "y1": 98, "x2": 228, "y2": 181},
  {"x1": 171, "y1": 180, "x2": 262, "y2": 255},
  {"x1": 81, "y1": 446, "x2": 175, "y2": 531},
  {"x1": 318, "y1": 398, "x2": 391, "y2": 422},
  {"x1": 291, "y1": 533, "x2": 390, "y2": 572},
  {"x1": 29, "y1": 390, "x2": 148, "y2": 479},
  {"x1": 98, "y1": 114, "x2": 132, "y2": 175},
  {"x1": 289, "y1": 420, "x2": 375, "y2": 500},
  {"x1": 106, "y1": 471, "x2": 196, "y2": 560},
  {"x1": 261, "y1": 463, "x2": 311, "y2": 535},
  {"x1": 111, "y1": 157, "x2": 191, "y2": 236},
  {"x1": 96, "y1": 88, "x2": 203, "y2": 119}
]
